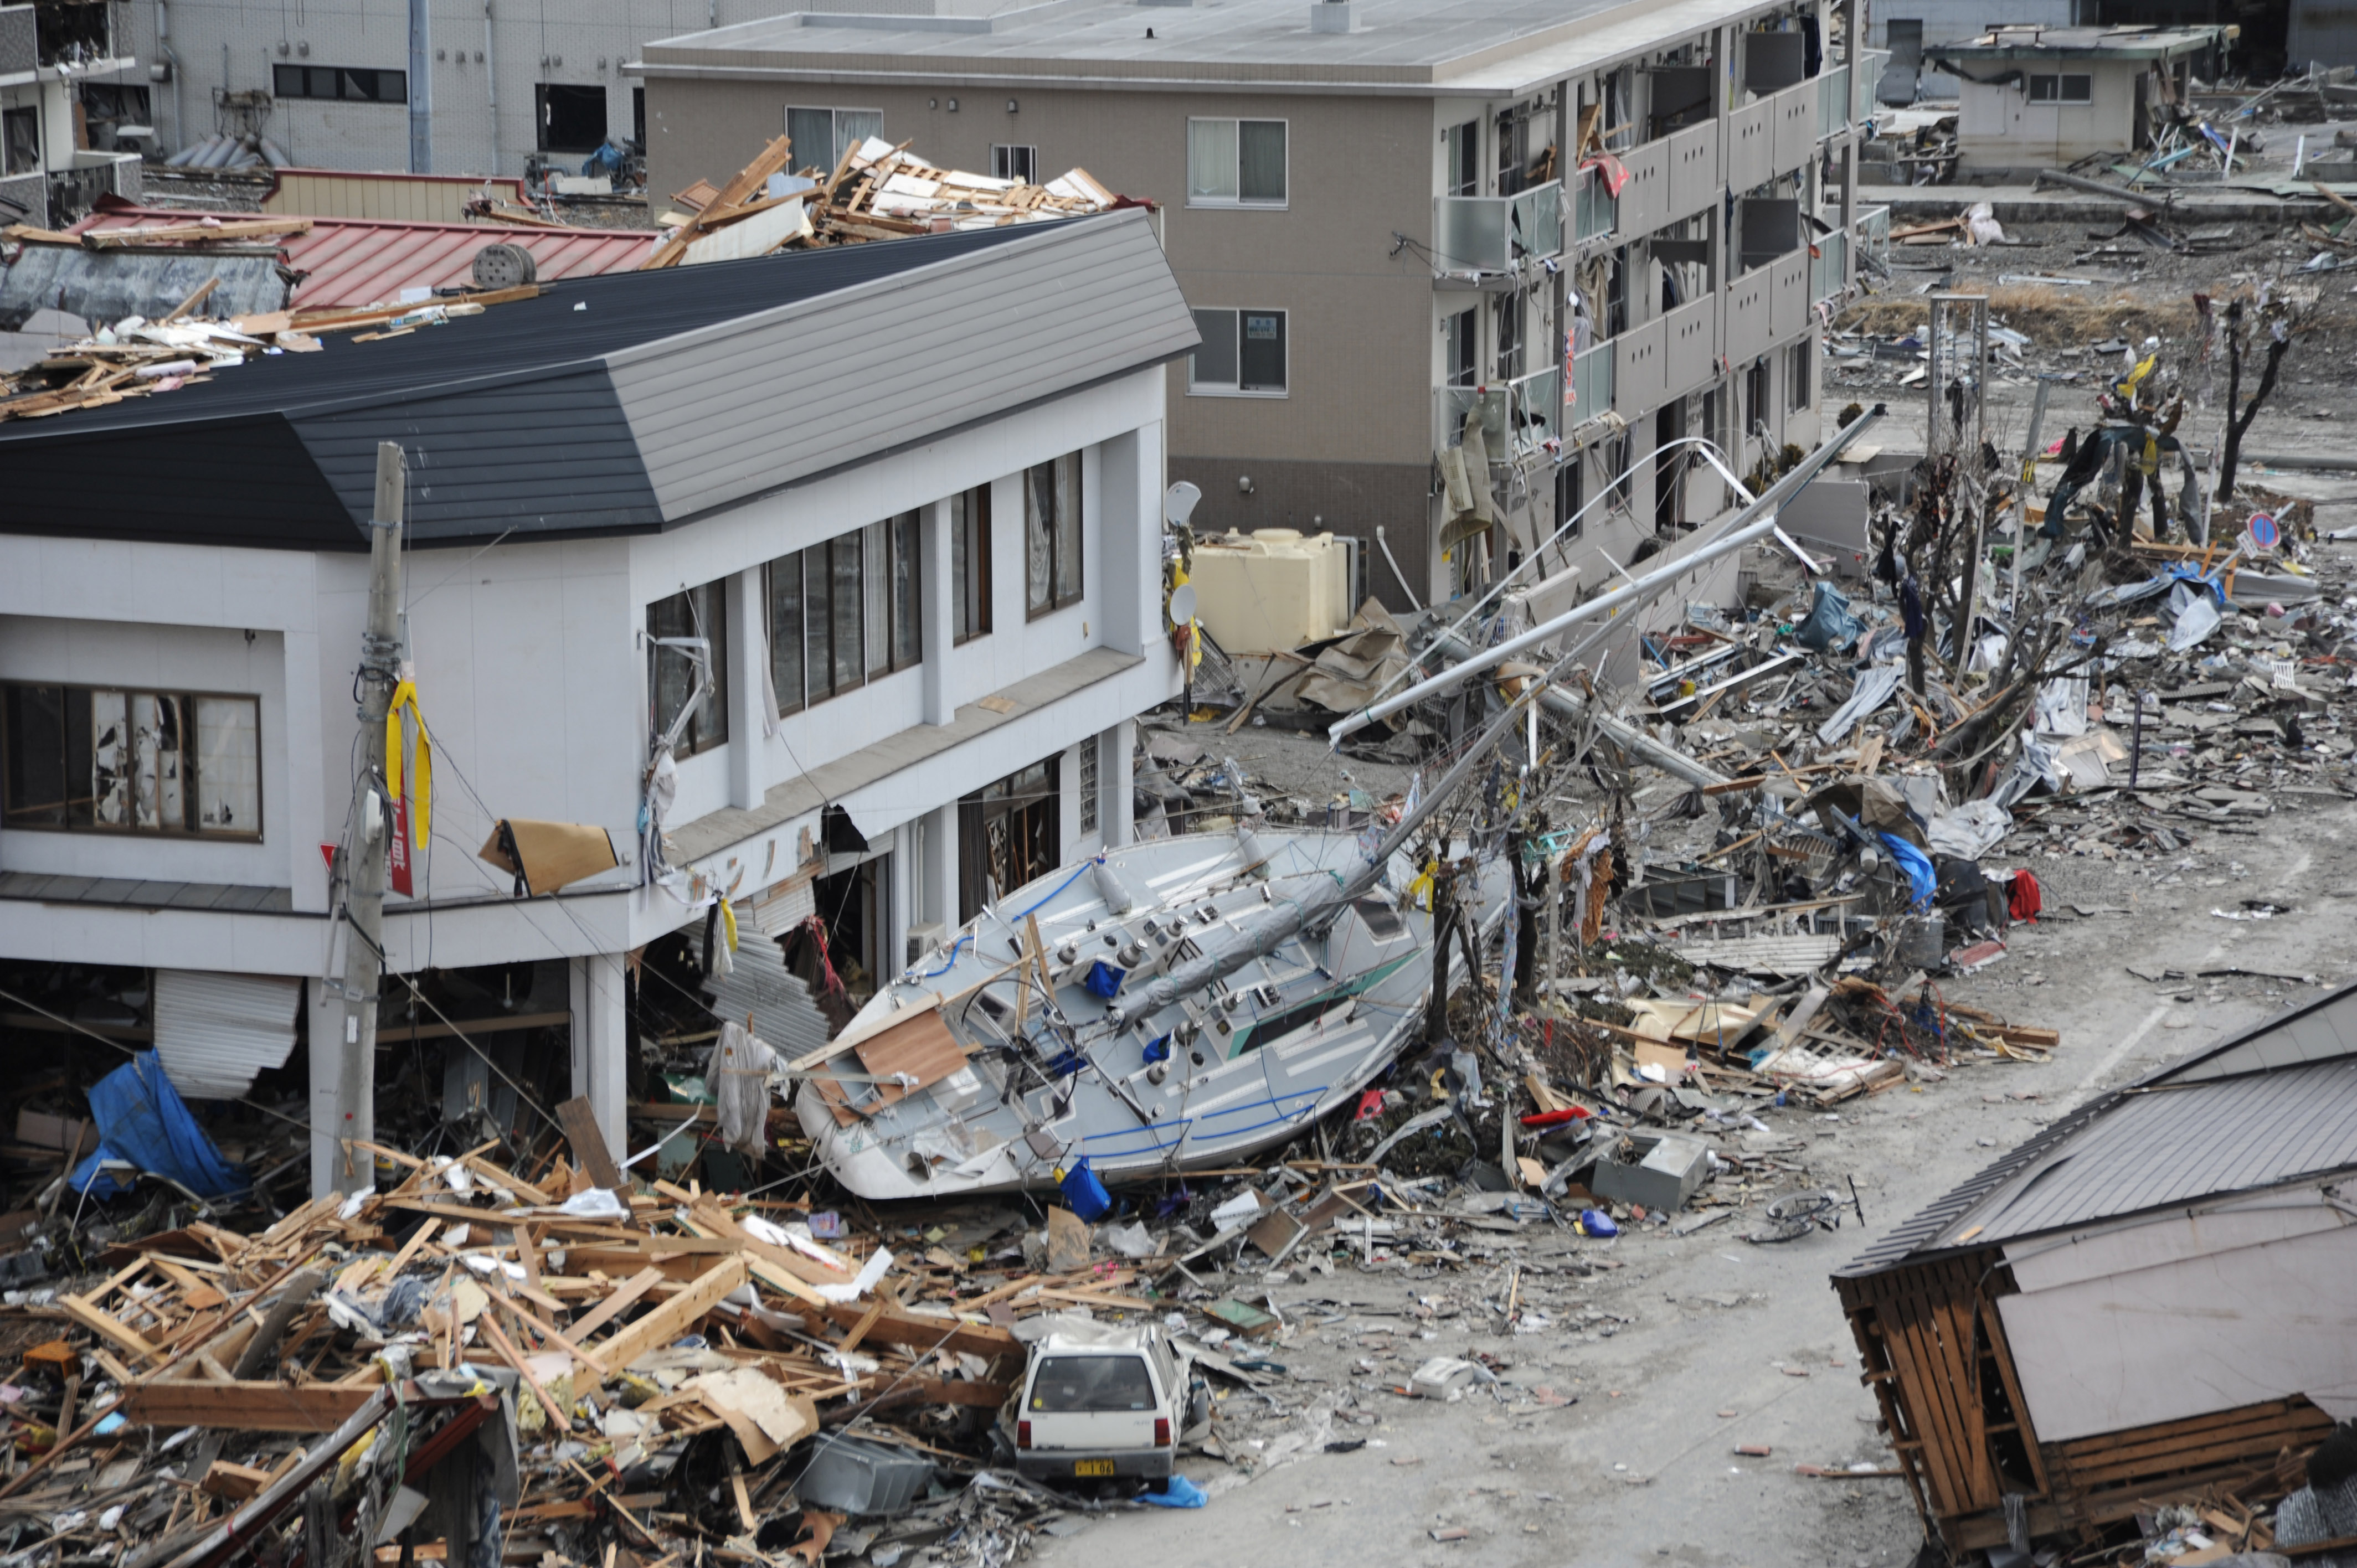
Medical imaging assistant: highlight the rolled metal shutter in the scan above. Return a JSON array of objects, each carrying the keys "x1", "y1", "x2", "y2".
[{"x1": 152, "y1": 969, "x2": 303, "y2": 1101}]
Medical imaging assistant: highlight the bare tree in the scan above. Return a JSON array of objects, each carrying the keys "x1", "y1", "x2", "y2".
[{"x1": 2217, "y1": 297, "x2": 2292, "y2": 504}]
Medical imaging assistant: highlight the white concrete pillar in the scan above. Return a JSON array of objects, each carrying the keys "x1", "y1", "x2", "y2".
[
  {"x1": 307, "y1": 976, "x2": 346, "y2": 1199},
  {"x1": 569, "y1": 952, "x2": 628, "y2": 1161},
  {"x1": 1099, "y1": 427, "x2": 1151, "y2": 657},
  {"x1": 725, "y1": 568, "x2": 764, "y2": 809},
  {"x1": 888, "y1": 821, "x2": 914, "y2": 977},
  {"x1": 922, "y1": 802, "x2": 958, "y2": 930},
  {"x1": 1104, "y1": 719, "x2": 1136, "y2": 848},
  {"x1": 921, "y1": 497, "x2": 954, "y2": 725}
]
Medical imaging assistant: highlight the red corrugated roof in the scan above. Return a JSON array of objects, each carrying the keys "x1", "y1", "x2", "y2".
[{"x1": 69, "y1": 208, "x2": 656, "y2": 311}]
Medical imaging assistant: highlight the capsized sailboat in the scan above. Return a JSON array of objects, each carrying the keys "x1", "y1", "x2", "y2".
[{"x1": 793, "y1": 824, "x2": 1511, "y2": 1200}]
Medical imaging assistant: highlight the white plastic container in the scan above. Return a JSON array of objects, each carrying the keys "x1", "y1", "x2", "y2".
[{"x1": 1188, "y1": 528, "x2": 1352, "y2": 653}]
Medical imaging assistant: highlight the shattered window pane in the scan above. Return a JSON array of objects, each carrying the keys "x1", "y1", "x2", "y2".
[
  {"x1": 91, "y1": 688, "x2": 128, "y2": 827},
  {"x1": 1052, "y1": 451, "x2": 1082, "y2": 607},
  {"x1": 646, "y1": 581, "x2": 729, "y2": 758},
  {"x1": 194, "y1": 697, "x2": 259, "y2": 834},
  {"x1": 1026, "y1": 462, "x2": 1054, "y2": 615}
]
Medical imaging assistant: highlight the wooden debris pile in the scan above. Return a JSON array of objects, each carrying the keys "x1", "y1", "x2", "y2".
[
  {"x1": 0, "y1": 276, "x2": 544, "y2": 423},
  {"x1": 0, "y1": 1102, "x2": 1130, "y2": 1568},
  {"x1": 644, "y1": 134, "x2": 1122, "y2": 271}
]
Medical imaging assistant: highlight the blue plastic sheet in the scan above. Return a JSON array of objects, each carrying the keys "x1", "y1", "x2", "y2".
[
  {"x1": 70, "y1": 1054, "x2": 248, "y2": 1201},
  {"x1": 1059, "y1": 1159, "x2": 1113, "y2": 1222},
  {"x1": 1084, "y1": 960, "x2": 1126, "y2": 1000},
  {"x1": 1878, "y1": 832, "x2": 1937, "y2": 910},
  {"x1": 1140, "y1": 1474, "x2": 1208, "y2": 1509},
  {"x1": 1792, "y1": 582, "x2": 1862, "y2": 653}
]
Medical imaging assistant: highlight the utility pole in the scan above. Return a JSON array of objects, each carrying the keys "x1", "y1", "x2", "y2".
[{"x1": 337, "y1": 442, "x2": 405, "y2": 1189}]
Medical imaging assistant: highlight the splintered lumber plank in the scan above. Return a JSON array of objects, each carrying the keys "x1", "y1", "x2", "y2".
[
  {"x1": 123, "y1": 1380, "x2": 375, "y2": 1432},
  {"x1": 590, "y1": 1256, "x2": 747, "y2": 1374},
  {"x1": 85, "y1": 218, "x2": 312, "y2": 248},
  {"x1": 564, "y1": 1267, "x2": 663, "y2": 1340},
  {"x1": 555, "y1": 1096, "x2": 625, "y2": 1192},
  {"x1": 58, "y1": 1292, "x2": 161, "y2": 1363},
  {"x1": 815, "y1": 1301, "x2": 1019, "y2": 1361},
  {"x1": 644, "y1": 135, "x2": 795, "y2": 269}
]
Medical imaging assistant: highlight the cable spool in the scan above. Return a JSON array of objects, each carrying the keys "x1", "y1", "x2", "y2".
[{"x1": 471, "y1": 242, "x2": 539, "y2": 291}]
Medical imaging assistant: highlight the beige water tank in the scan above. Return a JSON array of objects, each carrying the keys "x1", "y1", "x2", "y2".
[{"x1": 1188, "y1": 528, "x2": 1352, "y2": 653}]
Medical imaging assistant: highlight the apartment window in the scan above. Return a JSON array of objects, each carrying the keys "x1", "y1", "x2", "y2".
[
  {"x1": 647, "y1": 581, "x2": 729, "y2": 757},
  {"x1": 992, "y1": 144, "x2": 1037, "y2": 183},
  {"x1": 2027, "y1": 74, "x2": 2092, "y2": 104},
  {"x1": 1444, "y1": 119, "x2": 1478, "y2": 197},
  {"x1": 788, "y1": 106, "x2": 882, "y2": 172},
  {"x1": 1553, "y1": 459, "x2": 1583, "y2": 541},
  {"x1": 1744, "y1": 357, "x2": 1771, "y2": 440},
  {"x1": 953, "y1": 485, "x2": 992, "y2": 644},
  {"x1": 1190, "y1": 308, "x2": 1288, "y2": 395},
  {"x1": 1787, "y1": 338, "x2": 1813, "y2": 411},
  {"x1": 766, "y1": 514, "x2": 923, "y2": 713},
  {"x1": 1187, "y1": 117, "x2": 1286, "y2": 205},
  {"x1": 272, "y1": 65, "x2": 406, "y2": 103},
  {"x1": 1078, "y1": 734, "x2": 1100, "y2": 835},
  {"x1": 1608, "y1": 432, "x2": 1634, "y2": 507},
  {"x1": 1025, "y1": 452, "x2": 1083, "y2": 618},
  {"x1": 1495, "y1": 103, "x2": 1532, "y2": 197},
  {"x1": 537, "y1": 83, "x2": 607, "y2": 152},
  {"x1": 1492, "y1": 293, "x2": 1522, "y2": 381},
  {"x1": 2, "y1": 683, "x2": 261, "y2": 838},
  {"x1": 1442, "y1": 307, "x2": 1476, "y2": 389},
  {"x1": 3, "y1": 107, "x2": 38, "y2": 176}
]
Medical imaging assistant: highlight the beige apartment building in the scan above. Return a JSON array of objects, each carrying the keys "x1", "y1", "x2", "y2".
[{"x1": 635, "y1": 0, "x2": 1886, "y2": 608}]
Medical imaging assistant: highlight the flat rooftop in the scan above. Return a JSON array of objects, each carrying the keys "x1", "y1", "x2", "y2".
[
  {"x1": 636, "y1": 0, "x2": 1789, "y2": 94},
  {"x1": 1933, "y1": 24, "x2": 2230, "y2": 61}
]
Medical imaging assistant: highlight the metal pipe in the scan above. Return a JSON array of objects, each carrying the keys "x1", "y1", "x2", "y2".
[
  {"x1": 483, "y1": 0, "x2": 496, "y2": 115},
  {"x1": 1328, "y1": 405, "x2": 1886, "y2": 742},
  {"x1": 163, "y1": 1388, "x2": 396, "y2": 1568},
  {"x1": 1375, "y1": 525, "x2": 1422, "y2": 611}
]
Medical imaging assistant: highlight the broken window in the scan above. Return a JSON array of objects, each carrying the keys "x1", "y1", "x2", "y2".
[
  {"x1": 537, "y1": 84, "x2": 608, "y2": 153},
  {"x1": 953, "y1": 485, "x2": 992, "y2": 645},
  {"x1": 2027, "y1": 74, "x2": 2092, "y2": 104},
  {"x1": 1744, "y1": 356, "x2": 1771, "y2": 440},
  {"x1": 1444, "y1": 119, "x2": 1479, "y2": 197},
  {"x1": 1187, "y1": 117, "x2": 1286, "y2": 205},
  {"x1": 991, "y1": 143, "x2": 1037, "y2": 183},
  {"x1": 786, "y1": 106, "x2": 883, "y2": 172},
  {"x1": 1025, "y1": 452, "x2": 1083, "y2": 619},
  {"x1": 3, "y1": 106, "x2": 40, "y2": 176},
  {"x1": 1492, "y1": 292, "x2": 1522, "y2": 381},
  {"x1": 1788, "y1": 338, "x2": 1813, "y2": 411},
  {"x1": 765, "y1": 514, "x2": 923, "y2": 711},
  {"x1": 646, "y1": 580, "x2": 728, "y2": 757},
  {"x1": 1078, "y1": 733, "x2": 1100, "y2": 835},
  {"x1": 273, "y1": 65, "x2": 407, "y2": 103},
  {"x1": 1443, "y1": 307, "x2": 1476, "y2": 389},
  {"x1": 1, "y1": 682, "x2": 260, "y2": 838}
]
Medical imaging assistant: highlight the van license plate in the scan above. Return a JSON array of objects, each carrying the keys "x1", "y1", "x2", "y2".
[{"x1": 1073, "y1": 1459, "x2": 1115, "y2": 1477}]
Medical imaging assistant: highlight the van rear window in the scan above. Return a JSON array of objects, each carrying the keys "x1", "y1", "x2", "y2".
[{"x1": 1028, "y1": 1355, "x2": 1155, "y2": 1412}]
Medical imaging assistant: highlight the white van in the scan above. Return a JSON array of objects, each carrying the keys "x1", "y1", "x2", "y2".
[{"x1": 1002, "y1": 1320, "x2": 1208, "y2": 1483}]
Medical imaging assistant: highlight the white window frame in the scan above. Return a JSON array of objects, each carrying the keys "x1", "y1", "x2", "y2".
[
  {"x1": 1187, "y1": 307, "x2": 1289, "y2": 398},
  {"x1": 1186, "y1": 116, "x2": 1289, "y2": 209},
  {"x1": 991, "y1": 143, "x2": 1038, "y2": 183}
]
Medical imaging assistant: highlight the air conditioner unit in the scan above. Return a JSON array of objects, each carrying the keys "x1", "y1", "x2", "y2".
[{"x1": 906, "y1": 922, "x2": 948, "y2": 966}]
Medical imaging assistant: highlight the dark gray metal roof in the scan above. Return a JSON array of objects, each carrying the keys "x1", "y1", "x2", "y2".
[
  {"x1": 1838, "y1": 978, "x2": 2357, "y2": 1278},
  {"x1": 0, "y1": 210, "x2": 1195, "y2": 550}
]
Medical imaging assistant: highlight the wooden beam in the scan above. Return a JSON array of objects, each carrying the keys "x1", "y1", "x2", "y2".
[
  {"x1": 123, "y1": 1380, "x2": 375, "y2": 1432},
  {"x1": 555, "y1": 1095, "x2": 625, "y2": 1192},
  {"x1": 590, "y1": 1256, "x2": 748, "y2": 1375}
]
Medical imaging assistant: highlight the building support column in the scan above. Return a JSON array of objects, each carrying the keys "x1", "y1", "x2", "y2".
[
  {"x1": 307, "y1": 977, "x2": 344, "y2": 1199},
  {"x1": 888, "y1": 821, "x2": 915, "y2": 978},
  {"x1": 569, "y1": 953, "x2": 627, "y2": 1162},
  {"x1": 726, "y1": 568, "x2": 764, "y2": 809},
  {"x1": 921, "y1": 802, "x2": 958, "y2": 932},
  {"x1": 1103, "y1": 719, "x2": 1136, "y2": 848},
  {"x1": 922, "y1": 498, "x2": 955, "y2": 725}
]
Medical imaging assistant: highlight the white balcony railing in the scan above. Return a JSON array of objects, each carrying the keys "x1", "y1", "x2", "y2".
[{"x1": 1566, "y1": 344, "x2": 1614, "y2": 426}]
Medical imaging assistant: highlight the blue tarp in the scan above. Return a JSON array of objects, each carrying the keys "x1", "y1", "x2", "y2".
[
  {"x1": 1878, "y1": 832, "x2": 1937, "y2": 910},
  {"x1": 70, "y1": 1054, "x2": 248, "y2": 1201},
  {"x1": 1140, "y1": 1474, "x2": 1208, "y2": 1509},
  {"x1": 1793, "y1": 582, "x2": 1862, "y2": 652}
]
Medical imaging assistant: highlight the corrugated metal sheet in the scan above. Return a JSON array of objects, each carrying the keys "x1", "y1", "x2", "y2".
[
  {"x1": 152, "y1": 969, "x2": 302, "y2": 1100},
  {"x1": 610, "y1": 209, "x2": 1198, "y2": 524},
  {"x1": 72, "y1": 207, "x2": 654, "y2": 311},
  {"x1": 696, "y1": 929, "x2": 831, "y2": 1063},
  {"x1": 1948, "y1": 1057, "x2": 2357, "y2": 1246},
  {"x1": 2152, "y1": 978, "x2": 2357, "y2": 1087},
  {"x1": 743, "y1": 880, "x2": 816, "y2": 938},
  {"x1": 263, "y1": 170, "x2": 531, "y2": 224}
]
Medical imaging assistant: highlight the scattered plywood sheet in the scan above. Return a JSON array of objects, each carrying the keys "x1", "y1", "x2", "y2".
[{"x1": 852, "y1": 1008, "x2": 967, "y2": 1107}]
